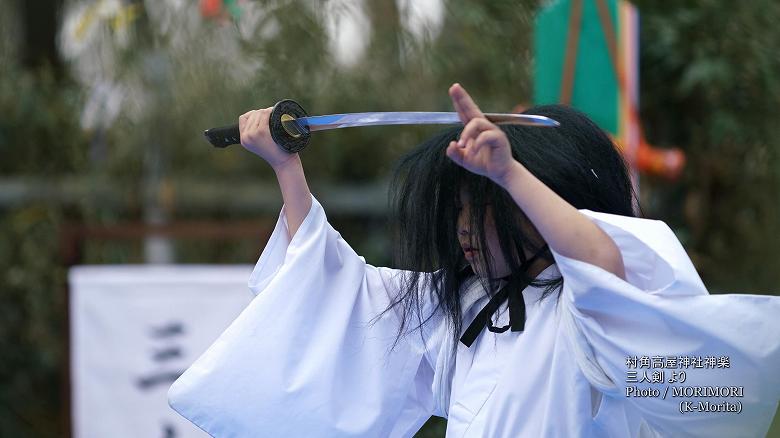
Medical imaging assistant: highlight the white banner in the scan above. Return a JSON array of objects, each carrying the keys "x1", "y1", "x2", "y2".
[{"x1": 69, "y1": 265, "x2": 254, "y2": 438}]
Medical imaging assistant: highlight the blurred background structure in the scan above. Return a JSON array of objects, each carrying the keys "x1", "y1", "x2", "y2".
[{"x1": 1, "y1": 0, "x2": 778, "y2": 436}]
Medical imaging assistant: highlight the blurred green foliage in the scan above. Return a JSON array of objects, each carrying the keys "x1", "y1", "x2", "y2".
[
  {"x1": 637, "y1": 0, "x2": 780, "y2": 293},
  {"x1": 0, "y1": 0, "x2": 778, "y2": 436}
]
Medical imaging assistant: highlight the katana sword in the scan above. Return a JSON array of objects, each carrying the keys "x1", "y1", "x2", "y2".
[{"x1": 204, "y1": 99, "x2": 560, "y2": 153}]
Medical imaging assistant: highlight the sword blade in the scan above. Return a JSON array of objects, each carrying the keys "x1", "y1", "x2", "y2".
[{"x1": 293, "y1": 112, "x2": 558, "y2": 132}]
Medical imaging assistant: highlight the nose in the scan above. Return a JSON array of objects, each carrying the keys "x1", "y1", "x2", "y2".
[{"x1": 457, "y1": 213, "x2": 470, "y2": 236}]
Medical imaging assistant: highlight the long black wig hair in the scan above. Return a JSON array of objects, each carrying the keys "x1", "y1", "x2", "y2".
[{"x1": 380, "y1": 104, "x2": 636, "y2": 350}]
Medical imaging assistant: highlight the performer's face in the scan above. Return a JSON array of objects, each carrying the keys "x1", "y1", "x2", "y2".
[{"x1": 456, "y1": 188, "x2": 511, "y2": 278}]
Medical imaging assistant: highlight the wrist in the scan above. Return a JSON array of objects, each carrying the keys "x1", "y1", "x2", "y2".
[
  {"x1": 492, "y1": 160, "x2": 529, "y2": 188},
  {"x1": 271, "y1": 153, "x2": 301, "y2": 175}
]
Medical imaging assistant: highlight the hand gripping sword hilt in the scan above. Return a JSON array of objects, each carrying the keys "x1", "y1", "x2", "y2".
[{"x1": 203, "y1": 99, "x2": 310, "y2": 153}]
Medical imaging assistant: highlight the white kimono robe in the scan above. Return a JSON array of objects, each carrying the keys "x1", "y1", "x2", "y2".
[{"x1": 168, "y1": 195, "x2": 780, "y2": 437}]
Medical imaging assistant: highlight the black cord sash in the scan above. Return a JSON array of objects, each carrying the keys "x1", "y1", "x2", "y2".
[{"x1": 459, "y1": 247, "x2": 548, "y2": 348}]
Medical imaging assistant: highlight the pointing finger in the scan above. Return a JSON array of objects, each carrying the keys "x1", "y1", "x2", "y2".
[{"x1": 449, "y1": 83, "x2": 485, "y2": 123}]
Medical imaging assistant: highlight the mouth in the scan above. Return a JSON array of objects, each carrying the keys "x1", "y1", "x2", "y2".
[{"x1": 461, "y1": 245, "x2": 479, "y2": 259}]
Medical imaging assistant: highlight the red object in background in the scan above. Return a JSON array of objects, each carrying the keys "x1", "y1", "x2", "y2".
[
  {"x1": 535, "y1": 0, "x2": 687, "y2": 182},
  {"x1": 637, "y1": 136, "x2": 686, "y2": 180},
  {"x1": 200, "y1": 0, "x2": 223, "y2": 19}
]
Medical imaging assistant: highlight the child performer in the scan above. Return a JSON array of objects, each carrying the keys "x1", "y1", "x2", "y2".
[{"x1": 169, "y1": 84, "x2": 780, "y2": 437}]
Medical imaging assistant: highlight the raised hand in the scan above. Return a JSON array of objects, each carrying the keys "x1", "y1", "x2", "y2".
[
  {"x1": 239, "y1": 107, "x2": 311, "y2": 237},
  {"x1": 445, "y1": 84, "x2": 627, "y2": 280},
  {"x1": 238, "y1": 107, "x2": 297, "y2": 170},
  {"x1": 445, "y1": 83, "x2": 516, "y2": 187}
]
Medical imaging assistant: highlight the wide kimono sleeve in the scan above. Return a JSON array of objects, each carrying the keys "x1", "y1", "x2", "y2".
[
  {"x1": 553, "y1": 209, "x2": 780, "y2": 438},
  {"x1": 168, "y1": 195, "x2": 447, "y2": 437}
]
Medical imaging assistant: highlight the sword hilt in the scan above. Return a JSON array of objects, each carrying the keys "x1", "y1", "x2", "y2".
[{"x1": 203, "y1": 99, "x2": 311, "y2": 153}]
